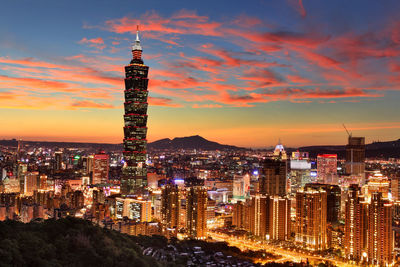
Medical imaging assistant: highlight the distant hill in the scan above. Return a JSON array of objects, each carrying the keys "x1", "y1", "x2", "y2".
[
  {"x1": 0, "y1": 139, "x2": 122, "y2": 152},
  {"x1": 148, "y1": 135, "x2": 244, "y2": 151},
  {"x1": 296, "y1": 139, "x2": 400, "y2": 159}
]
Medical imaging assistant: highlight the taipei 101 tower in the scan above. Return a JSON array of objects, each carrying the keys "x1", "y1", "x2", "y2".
[{"x1": 121, "y1": 26, "x2": 149, "y2": 196}]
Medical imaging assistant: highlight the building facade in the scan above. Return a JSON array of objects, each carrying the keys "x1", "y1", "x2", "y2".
[
  {"x1": 186, "y1": 187, "x2": 207, "y2": 239},
  {"x1": 317, "y1": 154, "x2": 337, "y2": 184}
]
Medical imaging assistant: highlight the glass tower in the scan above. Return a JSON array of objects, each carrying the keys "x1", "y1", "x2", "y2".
[{"x1": 121, "y1": 27, "x2": 149, "y2": 196}]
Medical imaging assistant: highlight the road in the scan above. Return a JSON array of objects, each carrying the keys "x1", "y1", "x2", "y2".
[{"x1": 209, "y1": 231, "x2": 354, "y2": 266}]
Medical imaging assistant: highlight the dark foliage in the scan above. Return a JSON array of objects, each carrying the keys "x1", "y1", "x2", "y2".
[{"x1": 0, "y1": 217, "x2": 161, "y2": 267}]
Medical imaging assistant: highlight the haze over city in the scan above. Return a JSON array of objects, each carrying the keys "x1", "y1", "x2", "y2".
[{"x1": 1, "y1": 0, "x2": 400, "y2": 147}]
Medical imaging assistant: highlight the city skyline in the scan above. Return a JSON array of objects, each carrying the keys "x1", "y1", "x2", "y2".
[{"x1": 1, "y1": 0, "x2": 400, "y2": 147}]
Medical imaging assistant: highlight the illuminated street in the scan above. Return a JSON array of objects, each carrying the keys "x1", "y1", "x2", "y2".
[{"x1": 209, "y1": 231, "x2": 355, "y2": 267}]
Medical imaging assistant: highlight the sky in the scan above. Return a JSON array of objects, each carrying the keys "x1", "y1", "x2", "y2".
[{"x1": 1, "y1": 0, "x2": 400, "y2": 148}]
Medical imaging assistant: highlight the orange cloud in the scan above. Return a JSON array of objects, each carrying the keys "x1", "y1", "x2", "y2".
[
  {"x1": 148, "y1": 96, "x2": 182, "y2": 107},
  {"x1": 70, "y1": 100, "x2": 115, "y2": 109}
]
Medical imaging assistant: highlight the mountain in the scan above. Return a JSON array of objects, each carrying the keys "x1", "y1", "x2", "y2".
[
  {"x1": 148, "y1": 135, "x2": 244, "y2": 150},
  {"x1": 296, "y1": 139, "x2": 400, "y2": 158}
]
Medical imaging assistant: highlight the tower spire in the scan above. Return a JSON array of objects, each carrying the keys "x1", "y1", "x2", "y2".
[
  {"x1": 131, "y1": 25, "x2": 143, "y2": 63},
  {"x1": 132, "y1": 25, "x2": 142, "y2": 52},
  {"x1": 136, "y1": 25, "x2": 140, "y2": 42}
]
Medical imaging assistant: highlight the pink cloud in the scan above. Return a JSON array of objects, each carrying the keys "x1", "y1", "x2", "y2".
[{"x1": 78, "y1": 37, "x2": 106, "y2": 50}]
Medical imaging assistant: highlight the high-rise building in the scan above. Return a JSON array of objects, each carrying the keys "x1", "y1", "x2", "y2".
[
  {"x1": 39, "y1": 174, "x2": 47, "y2": 190},
  {"x1": 115, "y1": 197, "x2": 151, "y2": 222},
  {"x1": 232, "y1": 200, "x2": 246, "y2": 229},
  {"x1": 391, "y1": 176, "x2": 400, "y2": 201},
  {"x1": 260, "y1": 158, "x2": 287, "y2": 196},
  {"x1": 304, "y1": 183, "x2": 341, "y2": 224},
  {"x1": 83, "y1": 155, "x2": 94, "y2": 175},
  {"x1": 344, "y1": 184, "x2": 368, "y2": 262},
  {"x1": 92, "y1": 153, "x2": 109, "y2": 185},
  {"x1": 55, "y1": 151, "x2": 63, "y2": 171},
  {"x1": 363, "y1": 171, "x2": 390, "y2": 200},
  {"x1": 268, "y1": 196, "x2": 291, "y2": 241},
  {"x1": 249, "y1": 194, "x2": 270, "y2": 238},
  {"x1": 17, "y1": 163, "x2": 27, "y2": 193},
  {"x1": 345, "y1": 136, "x2": 365, "y2": 180},
  {"x1": 186, "y1": 187, "x2": 207, "y2": 239},
  {"x1": 317, "y1": 154, "x2": 337, "y2": 184},
  {"x1": 121, "y1": 28, "x2": 149, "y2": 196},
  {"x1": 232, "y1": 174, "x2": 250, "y2": 202},
  {"x1": 295, "y1": 187, "x2": 327, "y2": 250},
  {"x1": 161, "y1": 184, "x2": 180, "y2": 229},
  {"x1": 24, "y1": 171, "x2": 39, "y2": 196},
  {"x1": 290, "y1": 152, "x2": 311, "y2": 195},
  {"x1": 366, "y1": 192, "x2": 393, "y2": 266}
]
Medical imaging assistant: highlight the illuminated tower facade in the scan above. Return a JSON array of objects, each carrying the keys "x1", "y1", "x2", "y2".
[
  {"x1": 344, "y1": 184, "x2": 367, "y2": 262},
  {"x1": 121, "y1": 27, "x2": 149, "y2": 196},
  {"x1": 161, "y1": 184, "x2": 180, "y2": 229},
  {"x1": 367, "y1": 192, "x2": 393, "y2": 266},
  {"x1": 295, "y1": 187, "x2": 327, "y2": 250},
  {"x1": 186, "y1": 187, "x2": 207, "y2": 239}
]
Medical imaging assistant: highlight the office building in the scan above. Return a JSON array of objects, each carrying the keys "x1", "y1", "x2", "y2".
[
  {"x1": 92, "y1": 153, "x2": 109, "y2": 185},
  {"x1": 317, "y1": 154, "x2": 337, "y2": 184},
  {"x1": 115, "y1": 197, "x2": 151, "y2": 222},
  {"x1": 345, "y1": 137, "x2": 365, "y2": 181},
  {"x1": 290, "y1": 152, "x2": 311, "y2": 195}
]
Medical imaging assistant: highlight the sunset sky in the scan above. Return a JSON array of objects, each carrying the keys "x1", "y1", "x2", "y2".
[{"x1": 1, "y1": 0, "x2": 400, "y2": 148}]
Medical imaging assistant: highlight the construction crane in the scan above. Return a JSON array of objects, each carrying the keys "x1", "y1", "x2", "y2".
[{"x1": 342, "y1": 124, "x2": 352, "y2": 137}]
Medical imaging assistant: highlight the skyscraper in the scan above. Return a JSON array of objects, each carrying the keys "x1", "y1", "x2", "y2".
[
  {"x1": 121, "y1": 27, "x2": 149, "y2": 196},
  {"x1": 345, "y1": 136, "x2": 365, "y2": 180}
]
